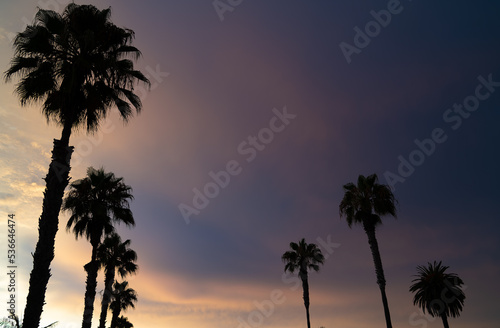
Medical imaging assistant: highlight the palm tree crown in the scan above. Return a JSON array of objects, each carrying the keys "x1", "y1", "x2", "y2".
[
  {"x1": 339, "y1": 173, "x2": 397, "y2": 229},
  {"x1": 4, "y1": 3, "x2": 150, "y2": 137},
  {"x1": 98, "y1": 233, "x2": 138, "y2": 280},
  {"x1": 114, "y1": 316, "x2": 134, "y2": 328},
  {"x1": 64, "y1": 167, "x2": 135, "y2": 245},
  {"x1": 410, "y1": 261, "x2": 465, "y2": 328},
  {"x1": 282, "y1": 238, "x2": 324, "y2": 277}
]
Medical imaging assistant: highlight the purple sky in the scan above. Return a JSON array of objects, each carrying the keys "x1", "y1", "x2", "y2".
[{"x1": 1, "y1": 1, "x2": 499, "y2": 328}]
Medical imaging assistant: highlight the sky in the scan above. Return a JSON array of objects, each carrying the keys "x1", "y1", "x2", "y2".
[{"x1": 0, "y1": 1, "x2": 499, "y2": 328}]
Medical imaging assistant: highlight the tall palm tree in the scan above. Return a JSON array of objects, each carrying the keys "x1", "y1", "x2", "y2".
[
  {"x1": 97, "y1": 233, "x2": 138, "y2": 328},
  {"x1": 63, "y1": 167, "x2": 135, "y2": 328},
  {"x1": 4, "y1": 4, "x2": 149, "y2": 328},
  {"x1": 339, "y1": 173, "x2": 397, "y2": 328},
  {"x1": 281, "y1": 238, "x2": 324, "y2": 328},
  {"x1": 109, "y1": 281, "x2": 137, "y2": 328},
  {"x1": 409, "y1": 261, "x2": 466, "y2": 328}
]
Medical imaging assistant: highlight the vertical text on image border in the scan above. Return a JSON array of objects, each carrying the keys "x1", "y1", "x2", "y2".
[{"x1": 6, "y1": 214, "x2": 17, "y2": 321}]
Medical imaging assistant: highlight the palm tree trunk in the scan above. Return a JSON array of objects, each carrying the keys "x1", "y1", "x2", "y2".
[
  {"x1": 22, "y1": 125, "x2": 73, "y2": 328},
  {"x1": 441, "y1": 314, "x2": 450, "y2": 328},
  {"x1": 98, "y1": 265, "x2": 116, "y2": 328},
  {"x1": 110, "y1": 307, "x2": 120, "y2": 328},
  {"x1": 82, "y1": 244, "x2": 100, "y2": 328},
  {"x1": 300, "y1": 270, "x2": 311, "y2": 328},
  {"x1": 364, "y1": 223, "x2": 392, "y2": 328}
]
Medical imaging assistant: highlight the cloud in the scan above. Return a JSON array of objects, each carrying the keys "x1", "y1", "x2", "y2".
[
  {"x1": 0, "y1": 27, "x2": 14, "y2": 43},
  {"x1": 0, "y1": 191, "x2": 14, "y2": 199}
]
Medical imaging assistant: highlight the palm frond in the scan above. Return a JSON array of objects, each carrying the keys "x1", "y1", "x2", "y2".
[
  {"x1": 409, "y1": 261, "x2": 466, "y2": 318},
  {"x1": 4, "y1": 3, "x2": 150, "y2": 132},
  {"x1": 339, "y1": 173, "x2": 397, "y2": 228},
  {"x1": 282, "y1": 238, "x2": 324, "y2": 275},
  {"x1": 63, "y1": 167, "x2": 135, "y2": 244}
]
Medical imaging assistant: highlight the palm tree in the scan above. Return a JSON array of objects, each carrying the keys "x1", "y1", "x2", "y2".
[
  {"x1": 339, "y1": 174, "x2": 397, "y2": 328},
  {"x1": 282, "y1": 238, "x2": 324, "y2": 328},
  {"x1": 97, "y1": 233, "x2": 138, "y2": 328},
  {"x1": 409, "y1": 261, "x2": 466, "y2": 328},
  {"x1": 114, "y1": 316, "x2": 133, "y2": 328},
  {"x1": 4, "y1": 4, "x2": 149, "y2": 328},
  {"x1": 109, "y1": 281, "x2": 137, "y2": 328},
  {"x1": 63, "y1": 167, "x2": 135, "y2": 328}
]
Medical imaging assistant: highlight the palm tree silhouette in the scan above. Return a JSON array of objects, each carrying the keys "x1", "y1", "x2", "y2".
[
  {"x1": 4, "y1": 4, "x2": 149, "y2": 327},
  {"x1": 97, "y1": 233, "x2": 138, "y2": 328},
  {"x1": 63, "y1": 167, "x2": 135, "y2": 328},
  {"x1": 114, "y1": 316, "x2": 134, "y2": 328},
  {"x1": 282, "y1": 238, "x2": 324, "y2": 328},
  {"x1": 409, "y1": 261, "x2": 466, "y2": 328},
  {"x1": 339, "y1": 174, "x2": 397, "y2": 328},
  {"x1": 109, "y1": 281, "x2": 137, "y2": 328}
]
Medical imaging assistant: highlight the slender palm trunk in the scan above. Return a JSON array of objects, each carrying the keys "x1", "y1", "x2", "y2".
[
  {"x1": 98, "y1": 265, "x2": 116, "y2": 328},
  {"x1": 364, "y1": 223, "x2": 392, "y2": 328},
  {"x1": 300, "y1": 270, "x2": 311, "y2": 328},
  {"x1": 22, "y1": 125, "x2": 73, "y2": 328},
  {"x1": 441, "y1": 314, "x2": 450, "y2": 328},
  {"x1": 110, "y1": 306, "x2": 121, "y2": 328},
  {"x1": 82, "y1": 244, "x2": 100, "y2": 328}
]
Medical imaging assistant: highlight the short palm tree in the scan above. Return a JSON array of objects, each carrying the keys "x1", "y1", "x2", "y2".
[
  {"x1": 339, "y1": 173, "x2": 397, "y2": 328},
  {"x1": 409, "y1": 261, "x2": 466, "y2": 328},
  {"x1": 109, "y1": 281, "x2": 137, "y2": 328},
  {"x1": 97, "y1": 233, "x2": 138, "y2": 328},
  {"x1": 282, "y1": 238, "x2": 324, "y2": 328},
  {"x1": 4, "y1": 4, "x2": 149, "y2": 328},
  {"x1": 114, "y1": 316, "x2": 133, "y2": 328},
  {"x1": 63, "y1": 167, "x2": 135, "y2": 328}
]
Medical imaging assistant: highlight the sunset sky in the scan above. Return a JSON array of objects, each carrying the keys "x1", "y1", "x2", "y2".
[{"x1": 1, "y1": 1, "x2": 499, "y2": 328}]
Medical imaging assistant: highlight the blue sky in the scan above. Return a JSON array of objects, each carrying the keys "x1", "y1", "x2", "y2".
[{"x1": 1, "y1": 1, "x2": 499, "y2": 328}]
